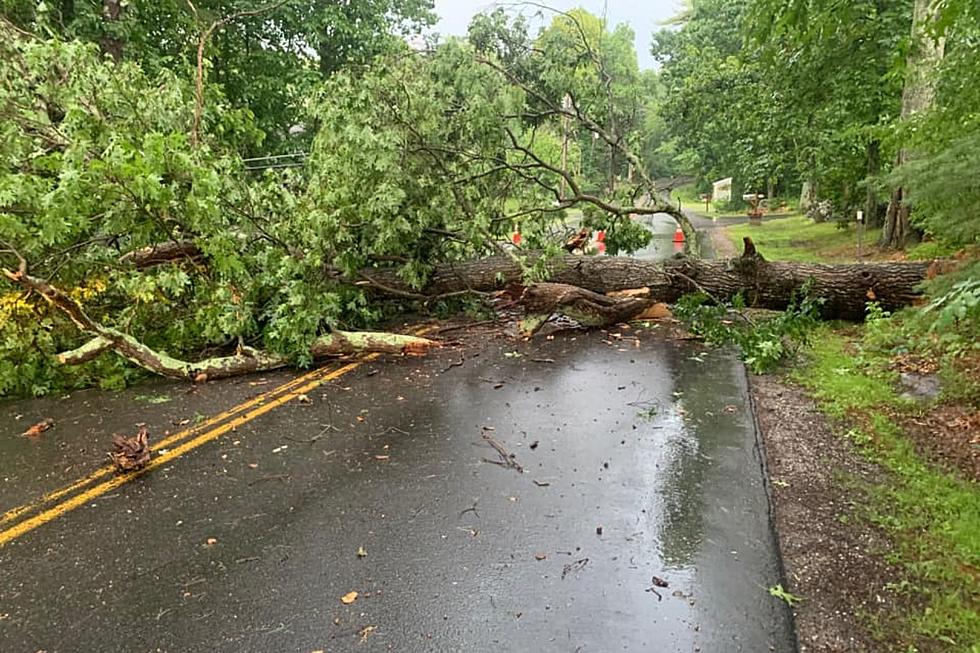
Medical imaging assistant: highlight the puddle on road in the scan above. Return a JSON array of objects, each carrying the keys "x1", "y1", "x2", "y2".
[{"x1": 390, "y1": 334, "x2": 794, "y2": 652}]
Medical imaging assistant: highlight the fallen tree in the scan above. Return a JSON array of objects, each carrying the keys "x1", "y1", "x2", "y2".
[
  {"x1": 1, "y1": 235, "x2": 933, "y2": 384},
  {"x1": 1, "y1": 255, "x2": 437, "y2": 381},
  {"x1": 0, "y1": 30, "x2": 933, "y2": 392},
  {"x1": 354, "y1": 240, "x2": 930, "y2": 321}
]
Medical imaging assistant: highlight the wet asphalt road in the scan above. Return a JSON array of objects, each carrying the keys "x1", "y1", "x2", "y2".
[
  {"x1": 0, "y1": 220, "x2": 795, "y2": 652},
  {"x1": 0, "y1": 329, "x2": 794, "y2": 652}
]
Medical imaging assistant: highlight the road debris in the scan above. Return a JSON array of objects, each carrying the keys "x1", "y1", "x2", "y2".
[
  {"x1": 358, "y1": 625, "x2": 376, "y2": 642},
  {"x1": 481, "y1": 431, "x2": 524, "y2": 473},
  {"x1": 248, "y1": 474, "x2": 290, "y2": 486},
  {"x1": 441, "y1": 353, "x2": 465, "y2": 372},
  {"x1": 108, "y1": 427, "x2": 151, "y2": 471},
  {"x1": 561, "y1": 558, "x2": 589, "y2": 580},
  {"x1": 21, "y1": 418, "x2": 54, "y2": 438},
  {"x1": 356, "y1": 546, "x2": 367, "y2": 558},
  {"x1": 340, "y1": 591, "x2": 358, "y2": 605}
]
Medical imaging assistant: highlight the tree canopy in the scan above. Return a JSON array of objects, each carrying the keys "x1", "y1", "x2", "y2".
[
  {"x1": 0, "y1": 2, "x2": 974, "y2": 397},
  {"x1": 652, "y1": 0, "x2": 979, "y2": 245},
  {"x1": 2, "y1": 0, "x2": 436, "y2": 152},
  {"x1": 0, "y1": 6, "x2": 684, "y2": 396}
]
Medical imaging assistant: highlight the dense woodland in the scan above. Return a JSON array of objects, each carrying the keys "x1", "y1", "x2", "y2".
[
  {"x1": 0, "y1": 0, "x2": 977, "y2": 396},
  {"x1": 650, "y1": 0, "x2": 980, "y2": 248}
]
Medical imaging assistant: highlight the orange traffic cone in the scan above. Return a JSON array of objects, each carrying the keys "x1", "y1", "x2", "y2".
[{"x1": 673, "y1": 227, "x2": 685, "y2": 243}]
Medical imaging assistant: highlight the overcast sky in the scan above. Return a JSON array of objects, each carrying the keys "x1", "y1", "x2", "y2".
[{"x1": 430, "y1": 1, "x2": 684, "y2": 69}]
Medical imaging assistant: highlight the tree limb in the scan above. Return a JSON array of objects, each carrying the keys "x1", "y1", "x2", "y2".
[
  {"x1": 191, "y1": 0, "x2": 292, "y2": 147},
  {"x1": 2, "y1": 256, "x2": 437, "y2": 380}
]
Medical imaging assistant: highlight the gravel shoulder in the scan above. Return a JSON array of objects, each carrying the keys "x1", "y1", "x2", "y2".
[{"x1": 750, "y1": 374, "x2": 906, "y2": 653}]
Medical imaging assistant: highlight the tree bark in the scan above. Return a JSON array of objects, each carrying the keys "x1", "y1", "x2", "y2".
[
  {"x1": 881, "y1": 0, "x2": 946, "y2": 249},
  {"x1": 115, "y1": 242, "x2": 930, "y2": 322},
  {"x1": 100, "y1": 0, "x2": 123, "y2": 62},
  {"x1": 357, "y1": 250, "x2": 930, "y2": 321},
  {"x1": 865, "y1": 140, "x2": 881, "y2": 228},
  {"x1": 519, "y1": 282, "x2": 654, "y2": 334},
  {"x1": 119, "y1": 241, "x2": 203, "y2": 268},
  {"x1": 800, "y1": 179, "x2": 818, "y2": 219}
]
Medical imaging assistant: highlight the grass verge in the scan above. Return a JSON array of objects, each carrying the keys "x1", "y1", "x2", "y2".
[
  {"x1": 791, "y1": 327, "x2": 979, "y2": 651},
  {"x1": 721, "y1": 216, "x2": 979, "y2": 648},
  {"x1": 726, "y1": 214, "x2": 884, "y2": 262}
]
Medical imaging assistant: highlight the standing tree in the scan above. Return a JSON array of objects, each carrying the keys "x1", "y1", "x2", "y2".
[
  {"x1": 2, "y1": 0, "x2": 437, "y2": 153},
  {"x1": 880, "y1": 0, "x2": 947, "y2": 248}
]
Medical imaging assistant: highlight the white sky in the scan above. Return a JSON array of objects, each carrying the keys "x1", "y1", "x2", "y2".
[{"x1": 430, "y1": 0, "x2": 685, "y2": 69}]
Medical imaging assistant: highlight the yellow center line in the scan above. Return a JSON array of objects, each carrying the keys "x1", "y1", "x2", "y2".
[
  {"x1": 0, "y1": 355, "x2": 382, "y2": 547},
  {"x1": 0, "y1": 325, "x2": 436, "y2": 543},
  {"x1": 0, "y1": 362, "x2": 337, "y2": 526}
]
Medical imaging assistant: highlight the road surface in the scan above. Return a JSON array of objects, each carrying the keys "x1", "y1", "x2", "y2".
[{"x1": 0, "y1": 216, "x2": 796, "y2": 652}]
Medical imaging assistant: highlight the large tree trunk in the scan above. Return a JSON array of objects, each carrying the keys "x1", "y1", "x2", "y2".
[
  {"x1": 356, "y1": 247, "x2": 930, "y2": 321},
  {"x1": 881, "y1": 0, "x2": 946, "y2": 249}
]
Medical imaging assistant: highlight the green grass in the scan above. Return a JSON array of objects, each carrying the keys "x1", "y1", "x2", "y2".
[
  {"x1": 671, "y1": 184, "x2": 742, "y2": 217},
  {"x1": 906, "y1": 240, "x2": 960, "y2": 260},
  {"x1": 672, "y1": 183, "x2": 798, "y2": 217},
  {"x1": 727, "y1": 214, "x2": 883, "y2": 262},
  {"x1": 793, "y1": 330, "x2": 980, "y2": 651}
]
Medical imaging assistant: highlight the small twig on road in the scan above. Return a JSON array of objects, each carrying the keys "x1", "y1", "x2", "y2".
[
  {"x1": 308, "y1": 424, "x2": 340, "y2": 438},
  {"x1": 529, "y1": 357, "x2": 555, "y2": 364},
  {"x1": 283, "y1": 434, "x2": 323, "y2": 444},
  {"x1": 248, "y1": 474, "x2": 290, "y2": 486},
  {"x1": 374, "y1": 426, "x2": 409, "y2": 436},
  {"x1": 459, "y1": 501, "x2": 480, "y2": 519},
  {"x1": 482, "y1": 432, "x2": 524, "y2": 473},
  {"x1": 441, "y1": 352, "x2": 465, "y2": 372},
  {"x1": 561, "y1": 557, "x2": 589, "y2": 580}
]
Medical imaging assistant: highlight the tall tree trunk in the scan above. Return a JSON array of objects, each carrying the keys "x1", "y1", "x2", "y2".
[
  {"x1": 881, "y1": 0, "x2": 946, "y2": 249},
  {"x1": 865, "y1": 139, "x2": 881, "y2": 228},
  {"x1": 800, "y1": 178, "x2": 818, "y2": 217},
  {"x1": 100, "y1": 0, "x2": 123, "y2": 62}
]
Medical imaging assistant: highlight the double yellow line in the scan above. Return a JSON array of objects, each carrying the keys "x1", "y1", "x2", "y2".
[{"x1": 0, "y1": 340, "x2": 413, "y2": 547}]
